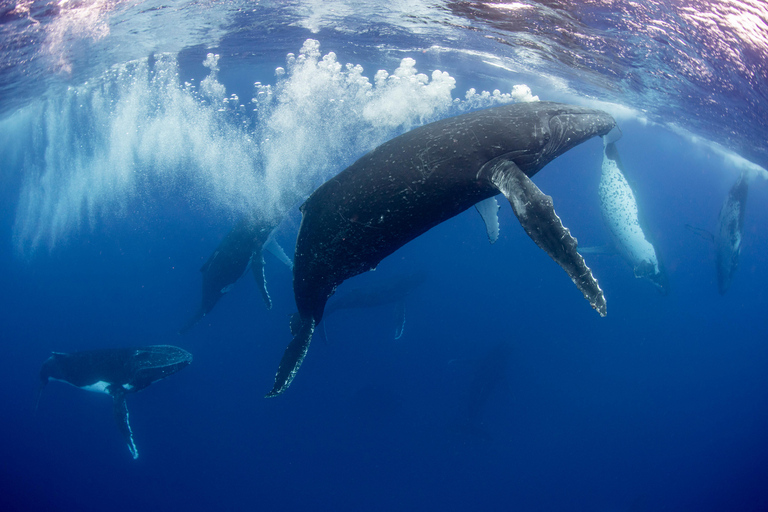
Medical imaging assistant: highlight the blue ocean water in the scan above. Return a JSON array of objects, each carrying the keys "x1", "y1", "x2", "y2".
[{"x1": 1, "y1": 1, "x2": 767, "y2": 511}]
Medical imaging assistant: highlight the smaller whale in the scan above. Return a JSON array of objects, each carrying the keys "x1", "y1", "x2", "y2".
[
  {"x1": 597, "y1": 140, "x2": 668, "y2": 293},
  {"x1": 715, "y1": 172, "x2": 749, "y2": 294},
  {"x1": 37, "y1": 345, "x2": 192, "y2": 459},
  {"x1": 180, "y1": 215, "x2": 292, "y2": 334},
  {"x1": 685, "y1": 172, "x2": 750, "y2": 295},
  {"x1": 321, "y1": 272, "x2": 428, "y2": 340}
]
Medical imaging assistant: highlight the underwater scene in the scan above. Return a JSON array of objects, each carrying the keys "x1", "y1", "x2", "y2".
[{"x1": 1, "y1": 1, "x2": 767, "y2": 511}]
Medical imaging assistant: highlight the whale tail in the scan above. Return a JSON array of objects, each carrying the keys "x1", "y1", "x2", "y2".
[
  {"x1": 488, "y1": 159, "x2": 607, "y2": 316},
  {"x1": 267, "y1": 318, "x2": 315, "y2": 397}
]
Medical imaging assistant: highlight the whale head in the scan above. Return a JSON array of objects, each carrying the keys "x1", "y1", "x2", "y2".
[{"x1": 496, "y1": 102, "x2": 617, "y2": 176}]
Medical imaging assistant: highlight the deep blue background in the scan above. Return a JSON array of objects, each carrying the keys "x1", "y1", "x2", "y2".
[{"x1": 1, "y1": 110, "x2": 767, "y2": 512}]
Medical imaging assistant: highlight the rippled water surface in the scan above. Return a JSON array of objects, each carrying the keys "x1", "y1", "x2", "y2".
[{"x1": 1, "y1": 2, "x2": 767, "y2": 511}]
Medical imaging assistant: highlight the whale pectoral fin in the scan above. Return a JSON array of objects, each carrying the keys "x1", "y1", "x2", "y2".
[
  {"x1": 475, "y1": 196, "x2": 501, "y2": 244},
  {"x1": 250, "y1": 253, "x2": 273, "y2": 310},
  {"x1": 602, "y1": 125, "x2": 623, "y2": 145},
  {"x1": 267, "y1": 318, "x2": 316, "y2": 397},
  {"x1": 289, "y1": 312, "x2": 303, "y2": 336},
  {"x1": 489, "y1": 160, "x2": 607, "y2": 317},
  {"x1": 110, "y1": 388, "x2": 138, "y2": 460},
  {"x1": 393, "y1": 301, "x2": 406, "y2": 340},
  {"x1": 264, "y1": 238, "x2": 294, "y2": 270}
]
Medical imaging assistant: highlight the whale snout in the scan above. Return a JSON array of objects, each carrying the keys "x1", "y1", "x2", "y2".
[{"x1": 538, "y1": 107, "x2": 617, "y2": 167}]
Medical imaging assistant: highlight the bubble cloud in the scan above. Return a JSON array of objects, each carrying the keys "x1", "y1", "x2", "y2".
[{"x1": 4, "y1": 39, "x2": 538, "y2": 254}]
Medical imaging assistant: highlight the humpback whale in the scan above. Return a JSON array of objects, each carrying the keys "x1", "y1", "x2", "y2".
[
  {"x1": 715, "y1": 172, "x2": 749, "y2": 294},
  {"x1": 37, "y1": 345, "x2": 192, "y2": 459},
  {"x1": 267, "y1": 101, "x2": 618, "y2": 396},
  {"x1": 598, "y1": 140, "x2": 668, "y2": 293},
  {"x1": 322, "y1": 272, "x2": 428, "y2": 340},
  {"x1": 180, "y1": 216, "x2": 292, "y2": 334}
]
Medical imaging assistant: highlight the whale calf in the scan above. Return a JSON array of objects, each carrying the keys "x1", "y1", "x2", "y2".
[
  {"x1": 37, "y1": 345, "x2": 192, "y2": 459},
  {"x1": 716, "y1": 172, "x2": 749, "y2": 294},
  {"x1": 180, "y1": 216, "x2": 291, "y2": 334},
  {"x1": 598, "y1": 141, "x2": 668, "y2": 293},
  {"x1": 268, "y1": 101, "x2": 617, "y2": 396}
]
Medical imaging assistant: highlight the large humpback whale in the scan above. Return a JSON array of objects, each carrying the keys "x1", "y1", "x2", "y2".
[
  {"x1": 180, "y1": 216, "x2": 291, "y2": 334},
  {"x1": 268, "y1": 101, "x2": 618, "y2": 396},
  {"x1": 598, "y1": 140, "x2": 668, "y2": 293},
  {"x1": 716, "y1": 172, "x2": 749, "y2": 294},
  {"x1": 37, "y1": 345, "x2": 192, "y2": 459}
]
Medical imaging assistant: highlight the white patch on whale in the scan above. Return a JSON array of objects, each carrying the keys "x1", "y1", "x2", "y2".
[
  {"x1": 52, "y1": 378, "x2": 110, "y2": 394},
  {"x1": 598, "y1": 146, "x2": 660, "y2": 280}
]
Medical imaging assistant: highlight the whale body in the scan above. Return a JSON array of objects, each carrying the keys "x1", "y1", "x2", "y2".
[
  {"x1": 715, "y1": 172, "x2": 749, "y2": 294},
  {"x1": 180, "y1": 216, "x2": 291, "y2": 334},
  {"x1": 598, "y1": 141, "x2": 668, "y2": 293},
  {"x1": 37, "y1": 345, "x2": 192, "y2": 459},
  {"x1": 268, "y1": 101, "x2": 617, "y2": 396}
]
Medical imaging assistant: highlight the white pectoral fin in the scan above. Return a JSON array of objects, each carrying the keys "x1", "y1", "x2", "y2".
[
  {"x1": 475, "y1": 196, "x2": 501, "y2": 244},
  {"x1": 264, "y1": 238, "x2": 293, "y2": 269},
  {"x1": 111, "y1": 389, "x2": 138, "y2": 460},
  {"x1": 602, "y1": 125, "x2": 623, "y2": 145},
  {"x1": 81, "y1": 380, "x2": 111, "y2": 394},
  {"x1": 488, "y1": 159, "x2": 606, "y2": 317}
]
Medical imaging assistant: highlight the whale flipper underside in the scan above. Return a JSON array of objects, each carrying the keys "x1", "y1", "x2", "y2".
[
  {"x1": 251, "y1": 254, "x2": 272, "y2": 310},
  {"x1": 599, "y1": 141, "x2": 668, "y2": 294},
  {"x1": 111, "y1": 387, "x2": 138, "y2": 459},
  {"x1": 475, "y1": 197, "x2": 501, "y2": 244},
  {"x1": 488, "y1": 159, "x2": 607, "y2": 316}
]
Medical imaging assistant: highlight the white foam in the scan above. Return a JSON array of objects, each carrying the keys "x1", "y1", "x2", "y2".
[{"x1": 6, "y1": 40, "x2": 540, "y2": 253}]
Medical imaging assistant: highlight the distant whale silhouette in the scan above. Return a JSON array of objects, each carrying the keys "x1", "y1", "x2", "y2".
[
  {"x1": 716, "y1": 172, "x2": 749, "y2": 294},
  {"x1": 180, "y1": 216, "x2": 291, "y2": 334},
  {"x1": 321, "y1": 272, "x2": 428, "y2": 340},
  {"x1": 597, "y1": 140, "x2": 668, "y2": 293},
  {"x1": 37, "y1": 345, "x2": 192, "y2": 459},
  {"x1": 267, "y1": 101, "x2": 618, "y2": 396},
  {"x1": 450, "y1": 341, "x2": 513, "y2": 440},
  {"x1": 685, "y1": 171, "x2": 750, "y2": 295}
]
